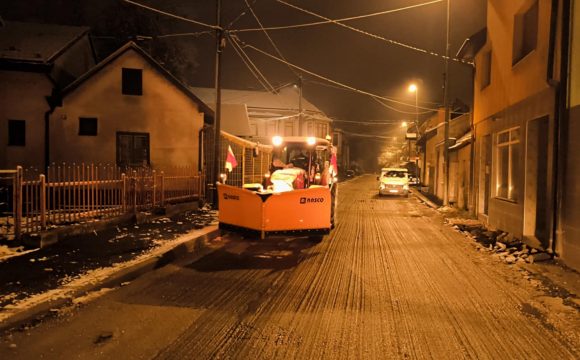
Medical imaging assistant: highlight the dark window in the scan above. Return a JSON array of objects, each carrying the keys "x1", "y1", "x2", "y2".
[
  {"x1": 8, "y1": 120, "x2": 25, "y2": 146},
  {"x1": 122, "y1": 68, "x2": 142, "y2": 96},
  {"x1": 481, "y1": 50, "x2": 492, "y2": 89},
  {"x1": 78, "y1": 117, "x2": 98, "y2": 136},
  {"x1": 116, "y1": 132, "x2": 150, "y2": 167},
  {"x1": 513, "y1": 1, "x2": 538, "y2": 65}
]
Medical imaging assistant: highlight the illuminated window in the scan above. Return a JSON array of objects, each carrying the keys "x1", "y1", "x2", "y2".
[
  {"x1": 249, "y1": 123, "x2": 258, "y2": 136},
  {"x1": 122, "y1": 68, "x2": 142, "y2": 96},
  {"x1": 316, "y1": 123, "x2": 326, "y2": 138},
  {"x1": 495, "y1": 127, "x2": 520, "y2": 201},
  {"x1": 513, "y1": 1, "x2": 538, "y2": 65},
  {"x1": 284, "y1": 121, "x2": 294, "y2": 136}
]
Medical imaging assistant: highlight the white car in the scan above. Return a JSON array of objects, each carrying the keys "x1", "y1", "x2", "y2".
[{"x1": 378, "y1": 168, "x2": 409, "y2": 196}]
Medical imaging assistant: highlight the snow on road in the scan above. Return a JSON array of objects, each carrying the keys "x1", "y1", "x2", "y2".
[{"x1": 1, "y1": 175, "x2": 578, "y2": 359}]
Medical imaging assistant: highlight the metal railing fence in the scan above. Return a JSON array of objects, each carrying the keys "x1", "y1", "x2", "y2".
[{"x1": 0, "y1": 164, "x2": 204, "y2": 240}]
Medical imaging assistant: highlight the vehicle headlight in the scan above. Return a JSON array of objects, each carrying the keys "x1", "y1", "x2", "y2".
[
  {"x1": 272, "y1": 135, "x2": 283, "y2": 146},
  {"x1": 403, "y1": 184, "x2": 409, "y2": 190},
  {"x1": 380, "y1": 183, "x2": 385, "y2": 190}
]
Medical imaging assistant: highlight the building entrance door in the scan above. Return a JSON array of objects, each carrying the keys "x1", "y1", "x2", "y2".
[{"x1": 524, "y1": 116, "x2": 550, "y2": 247}]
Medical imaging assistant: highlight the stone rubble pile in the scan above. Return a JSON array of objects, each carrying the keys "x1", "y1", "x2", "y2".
[{"x1": 446, "y1": 218, "x2": 553, "y2": 265}]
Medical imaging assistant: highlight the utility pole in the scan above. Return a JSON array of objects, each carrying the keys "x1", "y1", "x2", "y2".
[
  {"x1": 443, "y1": 0, "x2": 451, "y2": 206},
  {"x1": 213, "y1": 0, "x2": 223, "y2": 205},
  {"x1": 298, "y1": 75, "x2": 303, "y2": 136}
]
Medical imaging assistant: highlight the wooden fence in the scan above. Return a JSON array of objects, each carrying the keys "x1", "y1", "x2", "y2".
[{"x1": 0, "y1": 164, "x2": 204, "y2": 240}]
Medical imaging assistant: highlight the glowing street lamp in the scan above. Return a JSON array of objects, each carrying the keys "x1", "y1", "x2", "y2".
[{"x1": 406, "y1": 84, "x2": 419, "y2": 162}]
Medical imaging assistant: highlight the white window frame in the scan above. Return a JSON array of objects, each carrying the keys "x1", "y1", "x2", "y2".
[{"x1": 495, "y1": 126, "x2": 520, "y2": 201}]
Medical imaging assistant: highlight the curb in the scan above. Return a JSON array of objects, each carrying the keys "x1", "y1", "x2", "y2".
[
  {"x1": 0, "y1": 226, "x2": 221, "y2": 334},
  {"x1": 409, "y1": 188, "x2": 439, "y2": 209},
  {"x1": 23, "y1": 201, "x2": 202, "y2": 249}
]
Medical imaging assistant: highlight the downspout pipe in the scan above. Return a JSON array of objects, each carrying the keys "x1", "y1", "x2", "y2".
[
  {"x1": 44, "y1": 88, "x2": 62, "y2": 174},
  {"x1": 550, "y1": 0, "x2": 571, "y2": 255}
]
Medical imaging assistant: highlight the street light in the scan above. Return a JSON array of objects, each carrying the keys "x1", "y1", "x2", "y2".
[
  {"x1": 407, "y1": 84, "x2": 419, "y2": 163},
  {"x1": 408, "y1": 83, "x2": 419, "y2": 127}
]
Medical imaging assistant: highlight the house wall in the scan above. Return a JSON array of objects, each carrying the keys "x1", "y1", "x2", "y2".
[
  {"x1": 0, "y1": 71, "x2": 52, "y2": 170},
  {"x1": 473, "y1": 89, "x2": 555, "y2": 244},
  {"x1": 474, "y1": 0, "x2": 554, "y2": 126},
  {"x1": 471, "y1": 0, "x2": 558, "y2": 247},
  {"x1": 557, "y1": 2, "x2": 580, "y2": 269},
  {"x1": 51, "y1": 50, "x2": 204, "y2": 171}
]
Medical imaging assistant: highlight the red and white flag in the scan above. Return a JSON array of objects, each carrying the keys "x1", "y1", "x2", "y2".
[
  {"x1": 225, "y1": 145, "x2": 238, "y2": 172},
  {"x1": 330, "y1": 149, "x2": 338, "y2": 176}
]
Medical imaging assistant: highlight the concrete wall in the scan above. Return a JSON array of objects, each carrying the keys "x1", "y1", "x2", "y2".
[
  {"x1": 473, "y1": 89, "x2": 555, "y2": 244},
  {"x1": 559, "y1": 104, "x2": 580, "y2": 269},
  {"x1": 0, "y1": 71, "x2": 53, "y2": 170},
  {"x1": 51, "y1": 49, "x2": 204, "y2": 171}
]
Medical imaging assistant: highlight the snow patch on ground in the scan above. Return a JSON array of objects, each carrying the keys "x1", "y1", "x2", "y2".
[
  {"x1": 0, "y1": 227, "x2": 215, "y2": 324},
  {"x1": 0, "y1": 245, "x2": 38, "y2": 263}
]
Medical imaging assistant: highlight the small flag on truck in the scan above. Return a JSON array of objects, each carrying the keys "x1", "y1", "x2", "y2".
[
  {"x1": 330, "y1": 149, "x2": 338, "y2": 176},
  {"x1": 225, "y1": 145, "x2": 238, "y2": 172}
]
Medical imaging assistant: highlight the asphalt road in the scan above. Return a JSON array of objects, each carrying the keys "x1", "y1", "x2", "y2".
[{"x1": 1, "y1": 175, "x2": 578, "y2": 359}]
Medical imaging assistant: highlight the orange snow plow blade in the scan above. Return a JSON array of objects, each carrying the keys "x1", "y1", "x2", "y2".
[{"x1": 217, "y1": 183, "x2": 331, "y2": 236}]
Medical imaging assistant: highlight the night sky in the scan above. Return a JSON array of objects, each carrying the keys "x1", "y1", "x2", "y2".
[{"x1": 1, "y1": 0, "x2": 487, "y2": 168}]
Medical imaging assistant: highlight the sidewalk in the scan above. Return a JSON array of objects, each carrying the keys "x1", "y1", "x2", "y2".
[
  {"x1": 410, "y1": 188, "x2": 580, "y2": 314},
  {"x1": 0, "y1": 206, "x2": 221, "y2": 332}
]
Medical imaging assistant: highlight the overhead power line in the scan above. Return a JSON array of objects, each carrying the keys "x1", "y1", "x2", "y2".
[
  {"x1": 346, "y1": 132, "x2": 405, "y2": 142},
  {"x1": 155, "y1": 31, "x2": 214, "y2": 38},
  {"x1": 123, "y1": 0, "x2": 220, "y2": 30},
  {"x1": 228, "y1": 34, "x2": 276, "y2": 92},
  {"x1": 244, "y1": 0, "x2": 298, "y2": 77},
  {"x1": 332, "y1": 119, "x2": 405, "y2": 125},
  {"x1": 225, "y1": 0, "x2": 257, "y2": 30},
  {"x1": 231, "y1": 0, "x2": 442, "y2": 33},
  {"x1": 371, "y1": 97, "x2": 435, "y2": 115},
  {"x1": 274, "y1": 0, "x2": 470, "y2": 65},
  {"x1": 239, "y1": 40, "x2": 442, "y2": 112}
]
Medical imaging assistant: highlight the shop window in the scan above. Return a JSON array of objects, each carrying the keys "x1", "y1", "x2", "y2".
[
  {"x1": 495, "y1": 127, "x2": 520, "y2": 201},
  {"x1": 78, "y1": 117, "x2": 98, "y2": 136},
  {"x1": 122, "y1": 68, "x2": 143, "y2": 96},
  {"x1": 513, "y1": 1, "x2": 538, "y2": 65},
  {"x1": 8, "y1": 120, "x2": 25, "y2": 146}
]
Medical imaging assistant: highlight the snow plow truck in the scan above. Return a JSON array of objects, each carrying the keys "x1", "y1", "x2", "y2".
[{"x1": 217, "y1": 136, "x2": 338, "y2": 240}]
